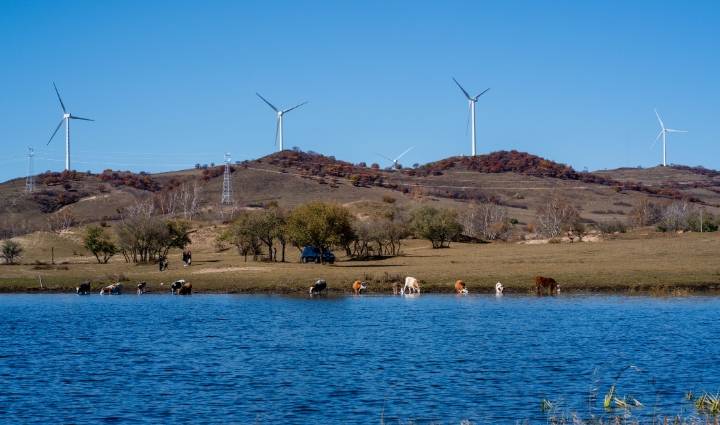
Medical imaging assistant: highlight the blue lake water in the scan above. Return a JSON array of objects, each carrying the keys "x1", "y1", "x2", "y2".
[{"x1": 0, "y1": 294, "x2": 719, "y2": 424}]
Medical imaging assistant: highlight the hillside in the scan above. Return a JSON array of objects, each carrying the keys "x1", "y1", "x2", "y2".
[{"x1": 2, "y1": 150, "x2": 719, "y2": 238}]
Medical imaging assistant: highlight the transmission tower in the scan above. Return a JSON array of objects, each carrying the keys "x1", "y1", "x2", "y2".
[
  {"x1": 221, "y1": 152, "x2": 233, "y2": 205},
  {"x1": 25, "y1": 147, "x2": 35, "y2": 193}
]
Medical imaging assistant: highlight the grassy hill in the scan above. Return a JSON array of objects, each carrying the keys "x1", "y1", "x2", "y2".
[{"x1": 2, "y1": 150, "x2": 719, "y2": 238}]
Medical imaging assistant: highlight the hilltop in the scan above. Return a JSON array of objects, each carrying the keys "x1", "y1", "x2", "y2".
[{"x1": 1, "y1": 149, "x2": 719, "y2": 238}]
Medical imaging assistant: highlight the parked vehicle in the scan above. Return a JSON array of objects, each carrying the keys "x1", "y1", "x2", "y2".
[{"x1": 300, "y1": 246, "x2": 335, "y2": 264}]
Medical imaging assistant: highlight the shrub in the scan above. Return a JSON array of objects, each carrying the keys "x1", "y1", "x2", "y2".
[{"x1": 1, "y1": 240, "x2": 23, "y2": 264}]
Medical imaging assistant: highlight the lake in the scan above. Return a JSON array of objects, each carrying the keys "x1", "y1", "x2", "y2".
[{"x1": 0, "y1": 294, "x2": 719, "y2": 424}]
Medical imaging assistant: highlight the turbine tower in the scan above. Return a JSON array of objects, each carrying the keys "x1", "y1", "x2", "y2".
[
  {"x1": 453, "y1": 78, "x2": 490, "y2": 156},
  {"x1": 654, "y1": 109, "x2": 687, "y2": 167},
  {"x1": 46, "y1": 83, "x2": 94, "y2": 171},
  {"x1": 221, "y1": 153, "x2": 233, "y2": 205},
  {"x1": 377, "y1": 146, "x2": 415, "y2": 169},
  {"x1": 25, "y1": 147, "x2": 35, "y2": 193},
  {"x1": 256, "y1": 93, "x2": 307, "y2": 152}
]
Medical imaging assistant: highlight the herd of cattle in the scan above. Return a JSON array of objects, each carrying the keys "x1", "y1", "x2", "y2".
[
  {"x1": 308, "y1": 275, "x2": 560, "y2": 296},
  {"x1": 76, "y1": 276, "x2": 560, "y2": 296},
  {"x1": 76, "y1": 279, "x2": 193, "y2": 296}
]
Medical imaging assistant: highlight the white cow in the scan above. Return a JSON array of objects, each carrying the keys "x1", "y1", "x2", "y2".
[
  {"x1": 495, "y1": 281, "x2": 504, "y2": 296},
  {"x1": 401, "y1": 276, "x2": 420, "y2": 295}
]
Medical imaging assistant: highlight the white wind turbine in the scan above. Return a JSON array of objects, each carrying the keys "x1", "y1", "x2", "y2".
[
  {"x1": 256, "y1": 93, "x2": 307, "y2": 152},
  {"x1": 377, "y1": 146, "x2": 415, "y2": 169},
  {"x1": 453, "y1": 77, "x2": 490, "y2": 157},
  {"x1": 46, "y1": 83, "x2": 94, "y2": 171},
  {"x1": 654, "y1": 109, "x2": 687, "y2": 167}
]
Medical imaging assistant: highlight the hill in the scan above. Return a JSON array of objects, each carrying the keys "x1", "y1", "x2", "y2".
[{"x1": 2, "y1": 150, "x2": 719, "y2": 238}]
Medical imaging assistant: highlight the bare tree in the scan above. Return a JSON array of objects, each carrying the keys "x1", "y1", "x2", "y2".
[
  {"x1": 535, "y1": 196, "x2": 580, "y2": 238},
  {"x1": 178, "y1": 181, "x2": 201, "y2": 220},
  {"x1": 461, "y1": 201, "x2": 512, "y2": 241},
  {"x1": 47, "y1": 209, "x2": 77, "y2": 233},
  {"x1": 628, "y1": 199, "x2": 664, "y2": 227}
]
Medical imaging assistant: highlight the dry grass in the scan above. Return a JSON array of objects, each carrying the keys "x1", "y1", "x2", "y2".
[{"x1": 1, "y1": 229, "x2": 719, "y2": 294}]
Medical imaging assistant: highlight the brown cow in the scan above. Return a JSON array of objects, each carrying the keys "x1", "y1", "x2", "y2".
[
  {"x1": 178, "y1": 282, "x2": 192, "y2": 295},
  {"x1": 454, "y1": 280, "x2": 468, "y2": 295},
  {"x1": 352, "y1": 280, "x2": 367, "y2": 295},
  {"x1": 534, "y1": 276, "x2": 558, "y2": 296}
]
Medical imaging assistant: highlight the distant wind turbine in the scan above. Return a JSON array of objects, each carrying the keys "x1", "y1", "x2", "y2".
[
  {"x1": 377, "y1": 146, "x2": 415, "y2": 169},
  {"x1": 654, "y1": 109, "x2": 687, "y2": 167},
  {"x1": 256, "y1": 93, "x2": 307, "y2": 152},
  {"x1": 453, "y1": 77, "x2": 489, "y2": 157},
  {"x1": 47, "y1": 83, "x2": 94, "y2": 171}
]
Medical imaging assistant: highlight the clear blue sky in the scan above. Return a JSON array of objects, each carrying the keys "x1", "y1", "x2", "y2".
[{"x1": 1, "y1": 0, "x2": 719, "y2": 182}]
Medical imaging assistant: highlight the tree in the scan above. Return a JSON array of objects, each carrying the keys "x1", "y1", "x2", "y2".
[
  {"x1": 1, "y1": 240, "x2": 23, "y2": 264},
  {"x1": 285, "y1": 202, "x2": 355, "y2": 262},
  {"x1": 83, "y1": 226, "x2": 117, "y2": 264},
  {"x1": 221, "y1": 212, "x2": 263, "y2": 261},
  {"x1": 461, "y1": 201, "x2": 512, "y2": 241},
  {"x1": 116, "y1": 201, "x2": 194, "y2": 263},
  {"x1": 352, "y1": 204, "x2": 409, "y2": 258},
  {"x1": 410, "y1": 206, "x2": 463, "y2": 249},
  {"x1": 629, "y1": 199, "x2": 663, "y2": 227},
  {"x1": 535, "y1": 196, "x2": 580, "y2": 238}
]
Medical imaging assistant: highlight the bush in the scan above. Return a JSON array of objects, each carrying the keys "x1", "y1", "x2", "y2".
[
  {"x1": 535, "y1": 195, "x2": 580, "y2": 238},
  {"x1": 1, "y1": 240, "x2": 23, "y2": 264},
  {"x1": 597, "y1": 220, "x2": 628, "y2": 234}
]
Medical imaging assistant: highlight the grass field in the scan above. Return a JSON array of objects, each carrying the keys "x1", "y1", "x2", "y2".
[{"x1": 1, "y1": 229, "x2": 719, "y2": 294}]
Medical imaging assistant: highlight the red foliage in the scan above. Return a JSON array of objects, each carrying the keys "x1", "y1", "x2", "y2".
[{"x1": 98, "y1": 169, "x2": 161, "y2": 192}]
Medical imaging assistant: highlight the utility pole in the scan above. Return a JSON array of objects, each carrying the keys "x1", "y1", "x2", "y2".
[
  {"x1": 25, "y1": 147, "x2": 35, "y2": 193},
  {"x1": 221, "y1": 153, "x2": 233, "y2": 205}
]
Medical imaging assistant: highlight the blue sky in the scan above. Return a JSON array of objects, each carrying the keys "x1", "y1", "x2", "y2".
[{"x1": 1, "y1": 0, "x2": 719, "y2": 182}]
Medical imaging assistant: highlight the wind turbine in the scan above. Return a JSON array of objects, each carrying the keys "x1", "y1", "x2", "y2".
[
  {"x1": 377, "y1": 146, "x2": 415, "y2": 169},
  {"x1": 47, "y1": 83, "x2": 94, "y2": 171},
  {"x1": 654, "y1": 109, "x2": 687, "y2": 167},
  {"x1": 453, "y1": 77, "x2": 490, "y2": 157},
  {"x1": 256, "y1": 93, "x2": 307, "y2": 152}
]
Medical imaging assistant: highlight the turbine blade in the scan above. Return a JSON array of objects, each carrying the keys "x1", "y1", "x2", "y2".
[
  {"x1": 47, "y1": 118, "x2": 65, "y2": 145},
  {"x1": 452, "y1": 77, "x2": 472, "y2": 100},
  {"x1": 375, "y1": 153, "x2": 394, "y2": 163},
  {"x1": 282, "y1": 101, "x2": 307, "y2": 114},
  {"x1": 70, "y1": 115, "x2": 94, "y2": 121},
  {"x1": 394, "y1": 146, "x2": 415, "y2": 161},
  {"x1": 654, "y1": 108, "x2": 665, "y2": 129},
  {"x1": 474, "y1": 88, "x2": 491, "y2": 100},
  {"x1": 666, "y1": 129, "x2": 688, "y2": 133},
  {"x1": 651, "y1": 129, "x2": 663, "y2": 148},
  {"x1": 53, "y1": 82, "x2": 67, "y2": 113},
  {"x1": 256, "y1": 93, "x2": 279, "y2": 112}
]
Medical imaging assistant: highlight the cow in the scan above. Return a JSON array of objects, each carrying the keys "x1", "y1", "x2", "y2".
[
  {"x1": 171, "y1": 279, "x2": 191, "y2": 295},
  {"x1": 392, "y1": 281, "x2": 402, "y2": 295},
  {"x1": 401, "y1": 276, "x2": 420, "y2": 295},
  {"x1": 454, "y1": 280, "x2": 468, "y2": 295},
  {"x1": 178, "y1": 282, "x2": 192, "y2": 295},
  {"x1": 534, "y1": 276, "x2": 558, "y2": 296},
  {"x1": 309, "y1": 279, "x2": 327, "y2": 296},
  {"x1": 99, "y1": 283, "x2": 123, "y2": 295},
  {"x1": 76, "y1": 281, "x2": 91, "y2": 295},
  {"x1": 495, "y1": 282, "x2": 504, "y2": 295},
  {"x1": 352, "y1": 280, "x2": 368, "y2": 295},
  {"x1": 136, "y1": 281, "x2": 147, "y2": 295}
]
